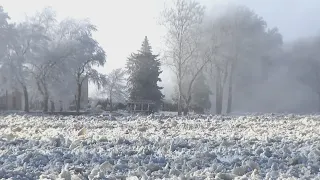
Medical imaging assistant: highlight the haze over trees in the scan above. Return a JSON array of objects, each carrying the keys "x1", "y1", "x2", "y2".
[
  {"x1": 2, "y1": 1, "x2": 320, "y2": 114},
  {"x1": 0, "y1": 7, "x2": 106, "y2": 113},
  {"x1": 159, "y1": 0, "x2": 286, "y2": 114}
]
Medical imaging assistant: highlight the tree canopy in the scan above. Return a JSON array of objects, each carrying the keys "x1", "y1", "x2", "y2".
[{"x1": 0, "y1": 7, "x2": 106, "y2": 112}]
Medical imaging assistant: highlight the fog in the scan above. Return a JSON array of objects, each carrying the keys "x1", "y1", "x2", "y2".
[
  {"x1": 160, "y1": 0, "x2": 320, "y2": 114},
  {"x1": 2, "y1": 0, "x2": 320, "y2": 113}
]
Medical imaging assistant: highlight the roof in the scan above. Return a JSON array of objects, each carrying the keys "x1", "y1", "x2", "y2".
[{"x1": 126, "y1": 100, "x2": 155, "y2": 104}]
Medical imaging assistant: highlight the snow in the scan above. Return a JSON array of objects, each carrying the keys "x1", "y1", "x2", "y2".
[{"x1": 0, "y1": 113, "x2": 320, "y2": 179}]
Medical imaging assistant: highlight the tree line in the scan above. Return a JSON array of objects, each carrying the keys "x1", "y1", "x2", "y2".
[
  {"x1": 0, "y1": 6, "x2": 164, "y2": 114},
  {"x1": 159, "y1": 0, "x2": 320, "y2": 115},
  {"x1": 0, "y1": 7, "x2": 106, "y2": 113},
  {"x1": 2, "y1": 1, "x2": 320, "y2": 115}
]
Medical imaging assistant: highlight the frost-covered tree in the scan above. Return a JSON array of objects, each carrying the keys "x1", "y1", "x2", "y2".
[
  {"x1": 216, "y1": 6, "x2": 267, "y2": 113},
  {"x1": 203, "y1": 5, "x2": 282, "y2": 114},
  {"x1": 60, "y1": 19, "x2": 106, "y2": 113},
  {"x1": 103, "y1": 68, "x2": 126, "y2": 112},
  {"x1": 23, "y1": 9, "x2": 106, "y2": 113},
  {"x1": 160, "y1": 0, "x2": 211, "y2": 115},
  {"x1": 0, "y1": 7, "x2": 106, "y2": 113},
  {"x1": 24, "y1": 8, "x2": 71, "y2": 112},
  {"x1": 72, "y1": 29, "x2": 106, "y2": 113},
  {"x1": 202, "y1": 15, "x2": 230, "y2": 114},
  {"x1": 0, "y1": 7, "x2": 43, "y2": 112},
  {"x1": 126, "y1": 36, "x2": 164, "y2": 107}
]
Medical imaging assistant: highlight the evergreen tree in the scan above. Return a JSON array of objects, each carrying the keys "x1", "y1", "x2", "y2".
[
  {"x1": 126, "y1": 36, "x2": 164, "y2": 106},
  {"x1": 190, "y1": 71, "x2": 212, "y2": 113}
]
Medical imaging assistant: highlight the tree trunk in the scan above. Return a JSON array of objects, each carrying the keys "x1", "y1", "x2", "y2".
[
  {"x1": 36, "y1": 80, "x2": 49, "y2": 112},
  {"x1": 177, "y1": 64, "x2": 183, "y2": 116},
  {"x1": 5, "y1": 90, "x2": 8, "y2": 110},
  {"x1": 183, "y1": 95, "x2": 192, "y2": 116},
  {"x1": 110, "y1": 95, "x2": 113, "y2": 112},
  {"x1": 183, "y1": 107, "x2": 188, "y2": 116},
  {"x1": 22, "y1": 85, "x2": 29, "y2": 113},
  {"x1": 226, "y1": 83, "x2": 232, "y2": 114},
  {"x1": 59, "y1": 101, "x2": 63, "y2": 112},
  {"x1": 43, "y1": 94, "x2": 49, "y2": 112},
  {"x1": 178, "y1": 95, "x2": 182, "y2": 115},
  {"x1": 226, "y1": 65, "x2": 234, "y2": 114},
  {"x1": 178, "y1": 81, "x2": 183, "y2": 115},
  {"x1": 50, "y1": 100, "x2": 55, "y2": 112},
  {"x1": 183, "y1": 103, "x2": 190, "y2": 116},
  {"x1": 76, "y1": 83, "x2": 82, "y2": 114},
  {"x1": 216, "y1": 89, "x2": 223, "y2": 114},
  {"x1": 215, "y1": 70, "x2": 223, "y2": 114}
]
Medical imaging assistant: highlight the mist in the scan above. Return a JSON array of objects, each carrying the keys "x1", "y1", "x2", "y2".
[
  {"x1": 213, "y1": 3, "x2": 320, "y2": 114},
  {"x1": 159, "y1": 0, "x2": 320, "y2": 114},
  {"x1": 1, "y1": 0, "x2": 320, "y2": 114}
]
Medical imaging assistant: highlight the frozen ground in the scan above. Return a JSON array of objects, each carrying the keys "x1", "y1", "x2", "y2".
[{"x1": 0, "y1": 114, "x2": 320, "y2": 179}]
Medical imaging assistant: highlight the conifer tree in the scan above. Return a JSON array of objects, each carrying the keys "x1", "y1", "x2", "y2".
[{"x1": 126, "y1": 36, "x2": 164, "y2": 107}]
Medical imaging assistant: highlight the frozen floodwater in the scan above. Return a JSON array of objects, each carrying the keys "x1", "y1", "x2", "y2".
[{"x1": 0, "y1": 113, "x2": 320, "y2": 179}]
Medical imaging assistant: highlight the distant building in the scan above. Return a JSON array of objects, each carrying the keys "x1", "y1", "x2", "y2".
[{"x1": 0, "y1": 79, "x2": 89, "y2": 111}]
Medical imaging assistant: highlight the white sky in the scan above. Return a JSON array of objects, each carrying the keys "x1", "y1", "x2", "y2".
[{"x1": 2, "y1": 0, "x2": 320, "y2": 99}]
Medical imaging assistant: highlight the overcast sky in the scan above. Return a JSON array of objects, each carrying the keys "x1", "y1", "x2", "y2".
[{"x1": 2, "y1": 0, "x2": 320, "y2": 98}]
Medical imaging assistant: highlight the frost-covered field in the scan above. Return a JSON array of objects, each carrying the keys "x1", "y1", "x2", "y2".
[{"x1": 1, "y1": 114, "x2": 320, "y2": 180}]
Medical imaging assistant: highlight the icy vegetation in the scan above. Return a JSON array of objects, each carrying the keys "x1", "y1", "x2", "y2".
[{"x1": 0, "y1": 114, "x2": 320, "y2": 179}]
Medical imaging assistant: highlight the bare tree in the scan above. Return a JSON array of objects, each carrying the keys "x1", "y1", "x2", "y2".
[
  {"x1": 160, "y1": 0, "x2": 207, "y2": 115},
  {"x1": 201, "y1": 18, "x2": 227, "y2": 114},
  {"x1": 204, "y1": 5, "x2": 269, "y2": 114},
  {"x1": 207, "y1": 56, "x2": 230, "y2": 114},
  {"x1": 103, "y1": 68, "x2": 126, "y2": 112}
]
